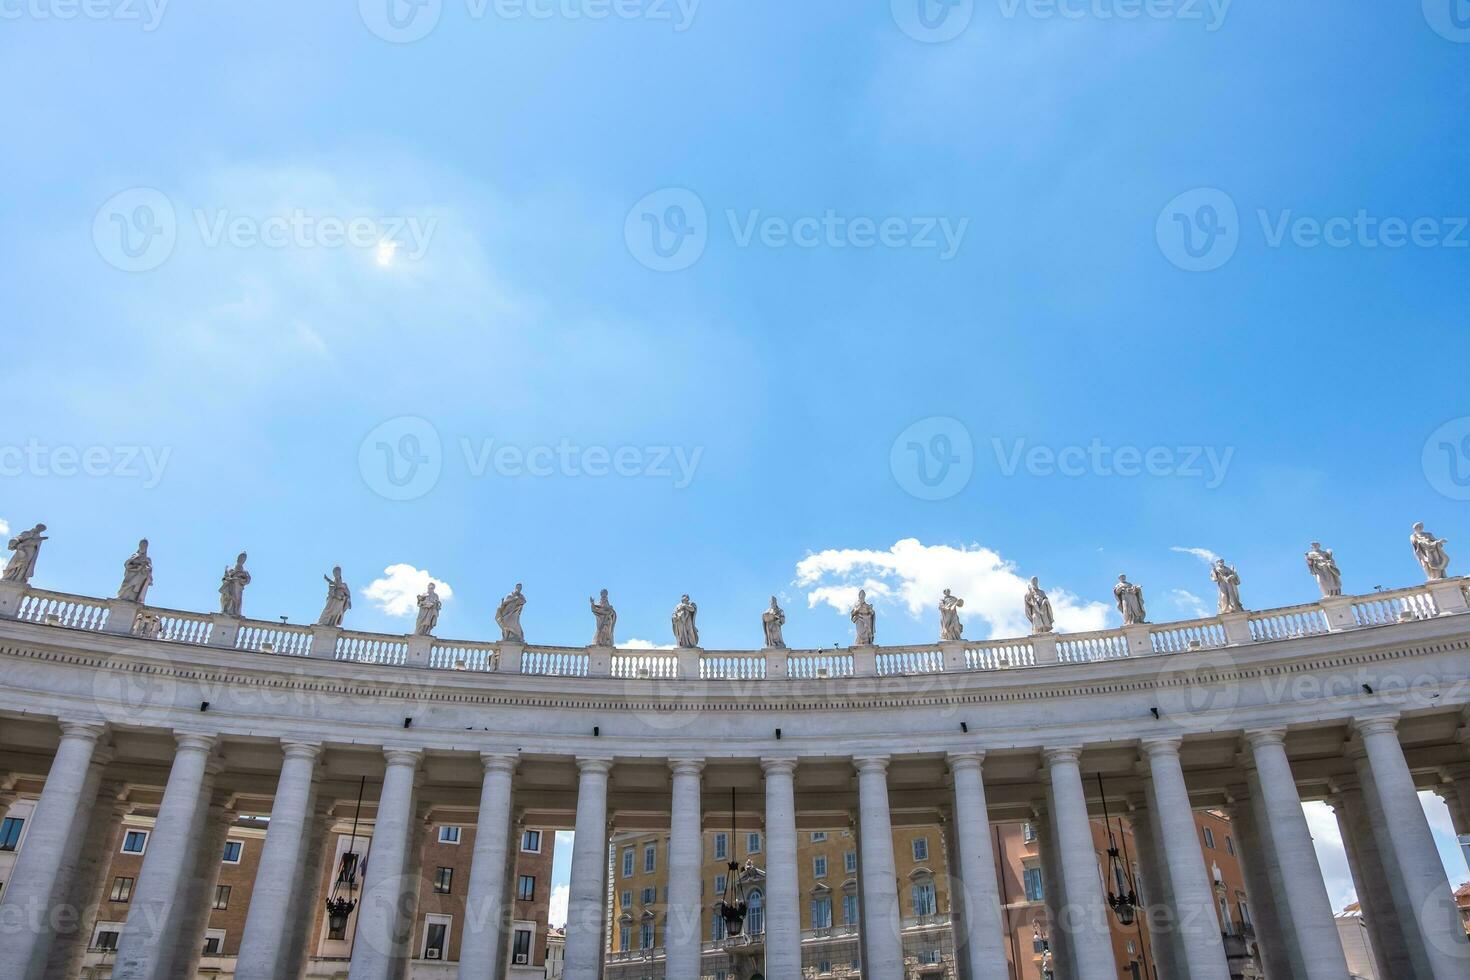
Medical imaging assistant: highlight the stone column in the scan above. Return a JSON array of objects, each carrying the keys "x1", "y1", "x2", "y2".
[
  {"x1": 1244, "y1": 730, "x2": 1350, "y2": 980},
  {"x1": 48, "y1": 781, "x2": 127, "y2": 980},
  {"x1": 1223, "y1": 786, "x2": 1292, "y2": 980},
  {"x1": 1042, "y1": 747, "x2": 1114, "y2": 980},
  {"x1": 459, "y1": 753, "x2": 518, "y2": 979},
  {"x1": 33, "y1": 745, "x2": 110, "y2": 980},
  {"x1": 170, "y1": 794, "x2": 234, "y2": 979},
  {"x1": 1327, "y1": 786, "x2": 1401, "y2": 980},
  {"x1": 1354, "y1": 716, "x2": 1470, "y2": 977},
  {"x1": 1126, "y1": 794, "x2": 1181, "y2": 980},
  {"x1": 282, "y1": 793, "x2": 334, "y2": 980},
  {"x1": 666, "y1": 759, "x2": 705, "y2": 980},
  {"x1": 1140, "y1": 739, "x2": 1231, "y2": 980},
  {"x1": 564, "y1": 757, "x2": 613, "y2": 980},
  {"x1": 947, "y1": 753, "x2": 1009, "y2": 980},
  {"x1": 347, "y1": 748, "x2": 422, "y2": 980},
  {"x1": 1437, "y1": 762, "x2": 1470, "y2": 836},
  {"x1": 1033, "y1": 800, "x2": 1075, "y2": 980},
  {"x1": 0, "y1": 721, "x2": 107, "y2": 980},
  {"x1": 389, "y1": 803, "x2": 430, "y2": 980},
  {"x1": 761, "y1": 757, "x2": 802, "y2": 979},
  {"x1": 236, "y1": 741, "x2": 322, "y2": 980},
  {"x1": 854, "y1": 756, "x2": 905, "y2": 979}
]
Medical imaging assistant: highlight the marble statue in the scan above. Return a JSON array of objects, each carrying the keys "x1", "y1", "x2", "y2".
[
  {"x1": 1210, "y1": 558, "x2": 1243, "y2": 614},
  {"x1": 1024, "y1": 577, "x2": 1054, "y2": 634},
  {"x1": 590, "y1": 589, "x2": 617, "y2": 646},
  {"x1": 672, "y1": 594, "x2": 699, "y2": 648},
  {"x1": 1410, "y1": 523, "x2": 1450, "y2": 581},
  {"x1": 318, "y1": 566, "x2": 352, "y2": 627},
  {"x1": 1305, "y1": 542, "x2": 1342, "y2": 597},
  {"x1": 117, "y1": 539, "x2": 154, "y2": 604},
  {"x1": 415, "y1": 582, "x2": 442, "y2": 636},
  {"x1": 1113, "y1": 574, "x2": 1146, "y2": 625},
  {"x1": 939, "y1": 589, "x2": 965, "y2": 641},
  {"x1": 496, "y1": 583, "x2": 526, "y2": 642},
  {"x1": 762, "y1": 596, "x2": 786, "y2": 649},
  {"x1": 2, "y1": 523, "x2": 47, "y2": 584},
  {"x1": 850, "y1": 589, "x2": 876, "y2": 646},
  {"x1": 218, "y1": 552, "x2": 250, "y2": 618},
  {"x1": 134, "y1": 610, "x2": 163, "y2": 639}
]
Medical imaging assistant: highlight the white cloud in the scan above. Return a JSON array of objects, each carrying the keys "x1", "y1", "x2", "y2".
[
  {"x1": 1303, "y1": 801, "x2": 1356, "y2": 912},
  {"x1": 794, "y1": 539, "x2": 1111, "y2": 639},
  {"x1": 1171, "y1": 546, "x2": 1221, "y2": 565},
  {"x1": 1168, "y1": 589, "x2": 1210, "y2": 619},
  {"x1": 547, "y1": 883, "x2": 569, "y2": 928},
  {"x1": 0, "y1": 519, "x2": 10, "y2": 539},
  {"x1": 361, "y1": 564, "x2": 453, "y2": 618},
  {"x1": 622, "y1": 638, "x2": 677, "y2": 650}
]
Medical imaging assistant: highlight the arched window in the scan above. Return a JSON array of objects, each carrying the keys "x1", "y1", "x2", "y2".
[{"x1": 747, "y1": 889, "x2": 765, "y2": 935}]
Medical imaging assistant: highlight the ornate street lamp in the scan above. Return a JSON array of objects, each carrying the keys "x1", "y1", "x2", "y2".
[
  {"x1": 325, "y1": 776, "x2": 367, "y2": 941},
  {"x1": 717, "y1": 789, "x2": 748, "y2": 937},
  {"x1": 1096, "y1": 773, "x2": 1139, "y2": 927}
]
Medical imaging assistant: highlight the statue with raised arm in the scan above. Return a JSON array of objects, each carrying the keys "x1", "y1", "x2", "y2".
[
  {"x1": 1113, "y1": 574, "x2": 1146, "y2": 625},
  {"x1": 1210, "y1": 558, "x2": 1243, "y2": 614},
  {"x1": 762, "y1": 596, "x2": 786, "y2": 648},
  {"x1": 1305, "y1": 542, "x2": 1342, "y2": 597},
  {"x1": 1024, "y1": 577, "x2": 1054, "y2": 634},
  {"x1": 218, "y1": 552, "x2": 250, "y2": 617},
  {"x1": 590, "y1": 589, "x2": 617, "y2": 646},
  {"x1": 850, "y1": 589, "x2": 876, "y2": 646},
  {"x1": 318, "y1": 566, "x2": 352, "y2": 627},
  {"x1": 671, "y1": 594, "x2": 699, "y2": 648},
  {"x1": 1410, "y1": 522, "x2": 1450, "y2": 581},
  {"x1": 496, "y1": 583, "x2": 526, "y2": 642},
  {"x1": 415, "y1": 581, "x2": 442, "y2": 636},
  {"x1": 939, "y1": 589, "x2": 965, "y2": 641},
  {"x1": 2, "y1": 523, "x2": 47, "y2": 584},
  {"x1": 117, "y1": 539, "x2": 154, "y2": 604}
]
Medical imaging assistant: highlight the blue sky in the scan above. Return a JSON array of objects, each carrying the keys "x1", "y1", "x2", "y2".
[{"x1": 3, "y1": 0, "x2": 1468, "y2": 920}]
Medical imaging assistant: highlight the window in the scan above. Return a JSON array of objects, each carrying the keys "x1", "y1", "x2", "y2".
[
  {"x1": 912, "y1": 881, "x2": 937, "y2": 916},
  {"x1": 641, "y1": 886, "x2": 656, "y2": 905},
  {"x1": 1022, "y1": 821, "x2": 1037, "y2": 843},
  {"x1": 212, "y1": 885, "x2": 231, "y2": 910},
  {"x1": 643, "y1": 842, "x2": 656, "y2": 873},
  {"x1": 202, "y1": 930, "x2": 225, "y2": 956},
  {"x1": 811, "y1": 831, "x2": 827, "y2": 842},
  {"x1": 1238, "y1": 899, "x2": 1253, "y2": 929},
  {"x1": 640, "y1": 918, "x2": 655, "y2": 949},
  {"x1": 438, "y1": 826, "x2": 461, "y2": 844},
  {"x1": 912, "y1": 837, "x2": 929, "y2": 862},
  {"x1": 813, "y1": 855, "x2": 828, "y2": 878},
  {"x1": 844, "y1": 851, "x2": 857, "y2": 874},
  {"x1": 0, "y1": 817, "x2": 24, "y2": 851},
  {"x1": 747, "y1": 832, "x2": 761, "y2": 854},
  {"x1": 620, "y1": 891, "x2": 631, "y2": 909},
  {"x1": 423, "y1": 917, "x2": 449, "y2": 960},
  {"x1": 434, "y1": 867, "x2": 453, "y2": 894},
  {"x1": 842, "y1": 893, "x2": 859, "y2": 925},
  {"x1": 1225, "y1": 835, "x2": 1236, "y2": 856},
  {"x1": 714, "y1": 833, "x2": 728, "y2": 860},
  {"x1": 747, "y1": 890, "x2": 765, "y2": 935},
  {"x1": 1023, "y1": 866, "x2": 1045, "y2": 902},
  {"x1": 93, "y1": 927, "x2": 120, "y2": 951},
  {"x1": 620, "y1": 922, "x2": 632, "y2": 949},
  {"x1": 622, "y1": 848, "x2": 635, "y2": 878},
  {"x1": 811, "y1": 895, "x2": 833, "y2": 929},
  {"x1": 517, "y1": 874, "x2": 536, "y2": 901},
  {"x1": 521, "y1": 830, "x2": 541, "y2": 853},
  {"x1": 221, "y1": 840, "x2": 243, "y2": 864},
  {"x1": 1219, "y1": 896, "x2": 1234, "y2": 935},
  {"x1": 513, "y1": 928, "x2": 533, "y2": 963},
  {"x1": 109, "y1": 877, "x2": 134, "y2": 903},
  {"x1": 121, "y1": 830, "x2": 149, "y2": 854},
  {"x1": 714, "y1": 874, "x2": 727, "y2": 896},
  {"x1": 1202, "y1": 826, "x2": 1216, "y2": 849}
]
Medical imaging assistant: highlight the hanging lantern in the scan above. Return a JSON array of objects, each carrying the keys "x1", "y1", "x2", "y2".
[
  {"x1": 324, "y1": 776, "x2": 367, "y2": 941},
  {"x1": 1096, "y1": 773, "x2": 1139, "y2": 927},
  {"x1": 716, "y1": 788, "x2": 748, "y2": 937}
]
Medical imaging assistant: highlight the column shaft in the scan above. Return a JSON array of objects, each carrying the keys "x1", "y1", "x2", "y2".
[
  {"x1": 564, "y1": 758, "x2": 613, "y2": 980},
  {"x1": 1043, "y1": 749, "x2": 1114, "y2": 980},
  {"x1": 1329, "y1": 791, "x2": 1399, "y2": 980},
  {"x1": 459, "y1": 754, "x2": 518, "y2": 979},
  {"x1": 762, "y1": 758, "x2": 802, "y2": 978},
  {"x1": 1245, "y1": 731, "x2": 1350, "y2": 980},
  {"x1": 948, "y1": 753, "x2": 1009, "y2": 980},
  {"x1": 48, "y1": 782, "x2": 126, "y2": 980},
  {"x1": 854, "y1": 756, "x2": 905, "y2": 978},
  {"x1": 347, "y1": 749, "x2": 422, "y2": 980},
  {"x1": 1224, "y1": 791, "x2": 1292, "y2": 980},
  {"x1": 1126, "y1": 798, "x2": 1180, "y2": 980},
  {"x1": 665, "y1": 760, "x2": 705, "y2": 980},
  {"x1": 1141, "y1": 741, "x2": 1231, "y2": 980},
  {"x1": 237, "y1": 742, "x2": 322, "y2": 980},
  {"x1": 1034, "y1": 801, "x2": 1075, "y2": 980},
  {"x1": 282, "y1": 795, "x2": 334, "y2": 980},
  {"x1": 170, "y1": 796, "x2": 233, "y2": 979}
]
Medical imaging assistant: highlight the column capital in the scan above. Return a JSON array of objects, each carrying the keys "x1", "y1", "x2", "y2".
[
  {"x1": 1139, "y1": 737, "x2": 1183, "y2": 759},
  {"x1": 1041, "y1": 745, "x2": 1083, "y2": 767},
  {"x1": 1243, "y1": 727, "x2": 1287, "y2": 748},
  {"x1": 59, "y1": 720, "x2": 108, "y2": 742},
  {"x1": 480, "y1": 752, "x2": 519, "y2": 775},
  {"x1": 668, "y1": 758, "x2": 705, "y2": 777},
  {"x1": 1441, "y1": 762, "x2": 1470, "y2": 783},
  {"x1": 576, "y1": 756, "x2": 614, "y2": 775},
  {"x1": 1329, "y1": 772, "x2": 1362, "y2": 796},
  {"x1": 383, "y1": 747, "x2": 423, "y2": 769},
  {"x1": 175, "y1": 732, "x2": 216, "y2": 754},
  {"x1": 760, "y1": 756, "x2": 798, "y2": 776},
  {"x1": 281, "y1": 740, "x2": 323, "y2": 762},
  {"x1": 947, "y1": 750, "x2": 986, "y2": 771},
  {"x1": 853, "y1": 755, "x2": 890, "y2": 775},
  {"x1": 1352, "y1": 715, "x2": 1400, "y2": 738}
]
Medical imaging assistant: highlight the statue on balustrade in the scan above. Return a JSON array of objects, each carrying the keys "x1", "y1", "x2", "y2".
[
  {"x1": 1113, "y1": 574, "x2": 1146, "y2": 625},
  {"x1": 590, "y1": 589, "x2": 617, "y2": 646},
  {"x1": 2, "y1": 523, "x2": 47, "y2": 584},
  {"x1": 939, "y1": 589, "x2": 965, "y2": 641},
  {"x1": 218, "y1": 552, "x2": 250, "y2": 618},
  {"x1": 117, "y1": 539, "x2": 154, "y2": 604},
  {"x1": 496, "y1": 583, "x2": 526, "y2": 642},
  {"x1": 415, "y1": 582, "x2": 442, "y2": 636},
  {"x1": 1024, "y1": 577, "x2": 1054, "y2": 634},
  {"x1": 1210, "y1": 558, "x2": 1243, "y2": 614},
  {"x1": 318, "y1": 566, "x2": 352, "y2": 626},
  {"x1": 672, "y1": 594, "x2": 699, "y2": 648},
  {"x1": 1305, "y1": 542, "x2": 1342, "y2": 597},
  {"x1": 133, "y1": 610, "x2": 163, "y2": 639},
  {"x1": 1410, "y1": 522, "x2": 1450, "y2": 580},
  {"x1": 762, "y1": 596, "x2": 786, "y2": 648},
  {"x1": 850, "y1": 589, "x2": 876, "y2": 645}
]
